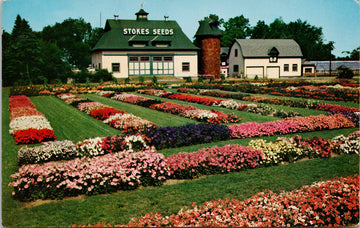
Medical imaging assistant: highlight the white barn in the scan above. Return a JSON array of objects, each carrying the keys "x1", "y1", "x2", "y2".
[
  {"x1": 228, "y1": 39, "x2": 303, "y2": 78},
  {"x1": 92, "y1": 8, "x2": 199, "y2": 79}
]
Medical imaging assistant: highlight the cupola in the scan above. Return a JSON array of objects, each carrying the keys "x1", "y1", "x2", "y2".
[{"x1": 135, "y1": 8, "x2": 149, "y2": 21}]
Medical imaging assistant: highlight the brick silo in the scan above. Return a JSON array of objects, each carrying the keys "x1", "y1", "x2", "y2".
[{"x1": 195, "y1": 18, "x2": 223, "y2": 79}]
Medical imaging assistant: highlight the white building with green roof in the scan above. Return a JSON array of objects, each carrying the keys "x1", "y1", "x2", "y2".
[
  {"x1": 229, "y1": 39, "x2": 303, "y2": 78},
  {"x1": 91, "y1": 8, "x2": 199, "y2": 79}
]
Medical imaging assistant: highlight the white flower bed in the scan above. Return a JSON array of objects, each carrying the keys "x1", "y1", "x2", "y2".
[
  {"x1": 248, "y1": 139, "x2": 303, "y2": 165},
  {"x1": 332, "y1": 132, "x2": 360, "y2": 154},
  {"x1": 9, "y1": 115, "x2": 53, "y2": 134},
  {"x1": 213, "y1": 99, "x2": 244, "y2": 110},
  {"x1": 183, "y1": 109, "x2": 218, "y2": 120},
  {"x1": 17, "y1": 140, "x2": 77, "y2": 165},
  {"x1": 75, "y1": 137, "x2": 105, "y2": 157}
]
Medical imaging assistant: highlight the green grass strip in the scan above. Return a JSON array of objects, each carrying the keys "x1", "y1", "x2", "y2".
[{"x1": 30, "y1": 96, "x2": 121, "y2": 143}]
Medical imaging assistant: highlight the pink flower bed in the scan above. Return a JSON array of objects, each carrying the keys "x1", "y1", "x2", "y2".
[
  {"x1": 112, "y1": 93, "x2": 152, "y2": 104},
  {"x1": 9, "y1": 147, "x2": 170, "y2": 201},
  {"x1": 74, "y1": 175, "x2": 359, "y2": 227},
  {"x1": 229, "y1": 114, "x2": 355, "y2": 139},
  {"x1": 166, "y1": 144, "x2": 264, "y2": 179}
]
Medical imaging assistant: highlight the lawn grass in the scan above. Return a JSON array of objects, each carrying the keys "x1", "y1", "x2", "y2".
[
  {"x1": 30, "y1": 96, "x2": 121, "y2": 142},
  {"x1": 2, "y1": 87, "x2": 359, "y2": 227}
]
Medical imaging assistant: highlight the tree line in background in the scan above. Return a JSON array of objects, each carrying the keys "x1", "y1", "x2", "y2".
[
  {"x1": 2, "y1": 15, "x2": 109, "y2": 86},
  {"x1": 202, "y1": 14, "x2": 359, "y2": 62},
  {"x1": 2, "y1": 14, "x2": 359, "y2": 87}
]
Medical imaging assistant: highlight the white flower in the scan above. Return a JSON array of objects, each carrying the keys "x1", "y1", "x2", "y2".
[{"x1": 9, "y1": 115, "x2": 53, "y2": 134}]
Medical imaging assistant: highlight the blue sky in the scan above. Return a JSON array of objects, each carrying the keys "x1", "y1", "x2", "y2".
[{"x1": 1, "y1": 0, "x2": 359, "y2": 57}]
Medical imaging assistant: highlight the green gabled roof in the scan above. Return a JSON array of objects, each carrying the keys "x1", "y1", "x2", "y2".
[
  {"x1": 195, "y1": 18, "x2": 222, "y2": 37},
  {"x1": 92, "y1": 19, "x2": 199, "y2": 51}
]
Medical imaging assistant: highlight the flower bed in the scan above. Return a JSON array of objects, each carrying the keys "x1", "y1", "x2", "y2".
[
  {"x1": 57, "y1": 93, "x2": 156, "y2": 134},
  {"x1": 144, "y1": 124, "x2": 231, "y2": 150},
  {"x1": 142, "y1": 89, "x2": 300, "y2": 118},
  {"x1": 183, "y1": 82, "x2": 359, "y2": 102},
  {"x1": 74, "y1": 175, "x2": 359, "y2": 227},
  {"x1": 9, "y1": 95, "x2": 56, "y2": 144},
  {"x1": 109, "y1": 92, "x2": 241, "y2": 124},
  {"x1": 332, "y1": 131, "x2": 360, "y2": 154},
  {"x1": 17, "y1": 140, "x2": 77, "y2": 166},
  {"x1": 178, "y1": 87, "x2": 359, "y2": 123},
  {"x1": 17, "y1": 134, "x2": 152, "y2": 165},
  {"x1": 229, "y1": 114, "x2": 355, "y2": 139},
  {"x1": 166, "y1": 144, "x2": 264, "y2": 179},
  {"x1": 9, "y1": 147, "x2": 170, "y2": 201},
  {"x1": 248, "y1": 139, "x2": 303, "y2": 165}
]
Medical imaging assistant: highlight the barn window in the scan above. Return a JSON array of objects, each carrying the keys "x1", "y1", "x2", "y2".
[
  {"x1": 284, "y1": 64, "x2": 289, "y2": 72},
  {"x1": 305, "y1": 67, "x2": 312, "y2": 73},
  {"x1": 112, "y1": 63, "x2": 120, "y2": 72},
  {"x1": 233, "y1": 65, "x2": 239, "y2": 72},
  {"x1": 234, "y1": 49, "x2": 238, "y2": 57},
  {"x1": 292, "y1": 64, "x2": 298, "y2": 72},
  {"x1": 182, "y1": 62, "x2": 190, "y2": 72}
]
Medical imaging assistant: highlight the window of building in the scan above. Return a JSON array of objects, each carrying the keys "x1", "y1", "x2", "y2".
[
  {"x1": 233, "y1": 65, "x2": 239, "y2": 72},
  {"x1": 284, "y1": 64, "x2": 289, "y2": 72},
  {"x1": 182, "y1": 62, "x2": 190, "y2": 72},
  {"x1": 292, "y1": 64, "x2": 298, "y2": 72},
  {"x1": 128, "y1": 56, "x2": 174, "y2": 76},
  {"x1": 269, "y1": 56, "x2": 277, "y2": 63},
  {"x1": 112, "y1": 63, "x2": 120, "y2": 72},
  {"x1": 305, "y1": 67, "x2": 312, "y2": 73},
  {"x1": 235, "y1": 49, "x2": 238, "y2": 57}
]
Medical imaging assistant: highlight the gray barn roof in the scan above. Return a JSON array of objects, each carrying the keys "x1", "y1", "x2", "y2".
[{"x1": 234, "y1": 39, "x2": 303, "y2": 58}]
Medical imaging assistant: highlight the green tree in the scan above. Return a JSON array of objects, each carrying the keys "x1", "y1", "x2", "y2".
[
  {"x1": 250, "y1": 20, "x2": 270, "y2": 38},
  {"x1": 340, "y1": 47, "x2": 360, "y2": 60},
  {"x1": 87, "y1": 27, "x2": 104, "y2": 49},
  {"x1": 41, "y1": 18, "x2": 92, "y2": 69},
  {"x1": 221, "y1": 15, "x2": 251, "y2": 47},
  {"x1": 4, "y1": 15, "x2": 41, "y2": 85}
]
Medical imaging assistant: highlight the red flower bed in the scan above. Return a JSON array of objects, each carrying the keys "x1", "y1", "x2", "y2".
[
  {"x1": 315, "y1": 104, "x2": 360, "y2": 113},
  {"x1": 89, "y1": 107, "x2": 125, "y2": 121},
  {"x1": 73, "y1": 175, "x2": 359, "y2": 227},
  {"x1": 13, "y1": 128, "x2": 56, "y2": 144},
  {"x1": 9, "y1": 95, "x2": 35, "y2": 111}
]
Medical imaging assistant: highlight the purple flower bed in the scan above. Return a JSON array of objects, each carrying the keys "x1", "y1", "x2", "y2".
[{"x1": 144, "y1": 124, "x2": 231, "y2": 150}]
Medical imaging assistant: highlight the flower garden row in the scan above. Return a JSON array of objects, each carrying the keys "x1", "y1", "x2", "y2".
[
  {"x1": 9, "y1": 130, "x2": 360, "y2": 202},
  {"x1": 184, "y1": 82, "x2": 359, "y2": 102},
  {"x1": 138, "y1": 89, "x2": 301, "y2": 118},
  {"x1": 73, "y1": 174, "x2": 359, "y2": 227},
  {"x1": 176, "y1": 87, "x2": 360, "y2": 125},
  {"x1": 9, "y1": 95, "x2": 56, "y2": 144},
  {"x1": 57, "y1": 93, "x2": 156, "y2": 134},
  {"x1": 100, "y1": 91, "x2": 241, "y2": 124}
]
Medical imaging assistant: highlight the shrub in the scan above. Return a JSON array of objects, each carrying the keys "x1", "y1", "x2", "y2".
[{"x1": 337, "y1": 65, "x2": 354, "y2": 79}]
